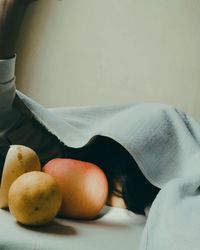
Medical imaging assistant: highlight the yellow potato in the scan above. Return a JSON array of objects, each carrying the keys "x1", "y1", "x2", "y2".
[
  {"x1": 0, "y1": 145, "x2": 41, "y2": 208},
  {"x1": 8, "y1": 171, "x2": 62, "y2": 226}
]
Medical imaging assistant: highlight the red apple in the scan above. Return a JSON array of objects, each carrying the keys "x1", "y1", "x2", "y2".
[{"x1": 42, "y1": 158, "x2": 108, "y2": 220}]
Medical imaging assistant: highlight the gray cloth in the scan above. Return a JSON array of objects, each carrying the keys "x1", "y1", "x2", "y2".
[
  {"x1": 0, "y1": 56, "x2": 68, "y2": 164},
  {"x1": 1, "y1": 55, "x2": 200, "y2": 249}
]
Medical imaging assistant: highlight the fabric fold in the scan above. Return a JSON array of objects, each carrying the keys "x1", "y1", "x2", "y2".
[
  {"x1": 0, "y1": 56, "x2": 16, "y2": 83},
  {"x1": 15, "y1": 90, "x2": 200, "y2": 189}
]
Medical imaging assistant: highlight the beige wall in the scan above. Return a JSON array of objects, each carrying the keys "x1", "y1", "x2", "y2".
[{"x1": 16, "y1": 0, "x2": 200, "y2": 121}]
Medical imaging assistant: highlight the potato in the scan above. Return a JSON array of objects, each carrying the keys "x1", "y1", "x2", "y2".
[
  {"x1": 0, "y1": 145, "x2": 41, "y2": 208},
  {"x1": 8, "y1": 171, "x2": 62, "y2": 226}
]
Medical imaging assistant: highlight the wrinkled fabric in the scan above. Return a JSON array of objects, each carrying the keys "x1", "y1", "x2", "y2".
[{"x1": 1, "y1": 55, "x2": 200, "y2": 249}]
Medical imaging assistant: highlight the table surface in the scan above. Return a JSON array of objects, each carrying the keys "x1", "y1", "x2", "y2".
[{"x1": 0, "y1": 206, "x2": 146, "y2": 250}]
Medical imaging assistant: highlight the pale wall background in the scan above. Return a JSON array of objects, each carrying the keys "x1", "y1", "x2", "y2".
[{"x1": 16, "y1": 0, "x2": 200, "y2": 121}]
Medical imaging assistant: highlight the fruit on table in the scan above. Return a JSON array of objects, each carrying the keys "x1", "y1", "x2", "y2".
[
  {"x1": 0, "y1": 145, "x2": 41, "y2": 209},
  {"x1": 8, "y1": 171, "x2": 62, "y2": 226},
  {"x1": 43, "y1": 158, "x2": 109, "y2": 220}
]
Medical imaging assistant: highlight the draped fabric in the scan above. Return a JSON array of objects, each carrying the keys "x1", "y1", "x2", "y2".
[{"x1": 1, "y1": 55, "x2": 200, "y2": 249}]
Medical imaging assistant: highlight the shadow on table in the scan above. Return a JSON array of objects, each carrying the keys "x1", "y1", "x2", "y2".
[
  {"x1": 58, "y1": 206, "x2": 145, "y2": 229},
  {"x1": 18, "y1": 220, "x2": 78, "y2": 236}
]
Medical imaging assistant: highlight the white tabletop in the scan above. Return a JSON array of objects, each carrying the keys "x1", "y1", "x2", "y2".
[{"x1": 0, "y1": 206, "x2": 146, "y2": 250}]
